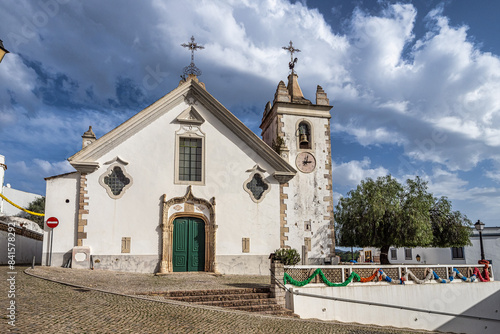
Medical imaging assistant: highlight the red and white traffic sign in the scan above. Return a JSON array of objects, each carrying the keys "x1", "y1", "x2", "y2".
[{"x1": 46, "y1": 217, "x2": 59, "y2": 229}]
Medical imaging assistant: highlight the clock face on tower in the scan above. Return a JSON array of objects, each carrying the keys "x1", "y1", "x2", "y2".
[{"x1": 295, "y1": 152, "x2": 316, "y2": 173}]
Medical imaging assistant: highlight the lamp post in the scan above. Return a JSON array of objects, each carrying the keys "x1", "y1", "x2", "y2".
[
  {"x1": 0, "y1": 40, "x2": 9, "y2": 63},
  {"x1": 474, "y1": 220, "x2": 485, "y2": 261}
]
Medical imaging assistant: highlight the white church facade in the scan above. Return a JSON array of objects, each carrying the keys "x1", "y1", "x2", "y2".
[{"x1": 43, "y1": 70, "x2": 334, "y2": 275}]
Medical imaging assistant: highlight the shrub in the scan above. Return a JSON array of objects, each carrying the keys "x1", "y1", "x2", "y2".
[{"x1": 273, "y1": 248, "x2": 301, "y2": 265}]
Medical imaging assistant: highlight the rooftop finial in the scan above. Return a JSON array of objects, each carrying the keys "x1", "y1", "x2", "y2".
[
  {"x1": 282, "y1": 41, "x2": 300, "y2": 74},
  {"x1": 181, "y1": 36, "x2": 204, "y2": 77}
]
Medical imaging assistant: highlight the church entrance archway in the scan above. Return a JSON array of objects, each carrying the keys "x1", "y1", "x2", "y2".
[
  {"x1": 173, "y1": 217, "x2": 205, "y2": 272},
  {"x1": 158, "y1": 186, "x2": 217, "y2": 274}
]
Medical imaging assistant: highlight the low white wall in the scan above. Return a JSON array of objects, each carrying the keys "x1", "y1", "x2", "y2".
[
  {"x1": 287, "y1": 281, "x2": 500, "y2": 334},
  {"x1": 1, "y1": 227, "x2": 43, "y2": 265}
]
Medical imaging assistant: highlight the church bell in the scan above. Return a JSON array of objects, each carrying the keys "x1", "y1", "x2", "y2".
[
  {"x1": 298, "y1": 123, "x2": 309, "y2": 146},
  {"x1": 299, "y1": 133, "x2": 309, "y2": 146}
]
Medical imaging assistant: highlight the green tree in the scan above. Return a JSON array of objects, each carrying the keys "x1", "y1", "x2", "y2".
[
  {"x1": 334, "y1": 175, "x2": 471, "y2": 264},
  {"x1": 18, "y1": 196, "x2": 45, "y2": 229}
]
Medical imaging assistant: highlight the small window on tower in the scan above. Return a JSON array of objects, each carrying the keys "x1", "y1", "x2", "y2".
[{"x1": 297, "y1": 121, "x2": 311, "y2": 150}]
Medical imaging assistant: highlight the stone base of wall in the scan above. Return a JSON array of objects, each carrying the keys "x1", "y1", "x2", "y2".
[
  {"x1": 43, "y1": 253, "x2": 160, "y2": 273},
  {"x1": 216, "y1": 255, "x2": 270, "y2": 275},
  {"x1": 91, "y1": 255, "x2": 160, "y2": 273},
  {"x1": 43, "y1": 253, "x2": 270, "y2": 275},
  {"x1": 307, "y1": 257, "x2": 325, "y2": 265},
  {"x1": 42, "y1": 251, "x2": 71, "y2": 267}
]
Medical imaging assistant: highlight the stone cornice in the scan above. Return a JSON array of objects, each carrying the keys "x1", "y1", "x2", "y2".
[
  {"x1": 260, "y1": 102, "x2": 332, "y2": 131},
  {"x1": 70, "y1": 161, "x2": 100, "y2": 173},
  {"x1": 272, "y1": 171, "x2": 295, "y2": 184}
]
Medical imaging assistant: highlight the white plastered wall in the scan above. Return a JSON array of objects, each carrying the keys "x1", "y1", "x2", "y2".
[
  {"x1": 81, "y1": 99, "x2": 281, "y2": 273},
  {"x1": 280, "y1": 112, "x2": 332, "y2": 260},
  {"x1": 42, "y1": 173, "x2": 79, "y2": 266},
  {"x1": 288, "y1": 281, "x2": 500, "y2": 333}
]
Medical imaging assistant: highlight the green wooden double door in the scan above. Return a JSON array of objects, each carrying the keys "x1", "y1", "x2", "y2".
[{"x1": 173, "y1": 217, "x2": 205, "y2": 272}]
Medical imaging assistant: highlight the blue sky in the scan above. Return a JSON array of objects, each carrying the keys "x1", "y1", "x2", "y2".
[{"x1": 1, "y1": 0, "x2": 499, "y2": 227}]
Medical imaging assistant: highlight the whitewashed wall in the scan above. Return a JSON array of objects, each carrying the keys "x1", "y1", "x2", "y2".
[
  {"x1": 79, "y1": 99, "x2": 281, "y2": 274},
  {"x1": 42, "y1": 173, "x2": 79, "y2": 266},
  {"x1": 287, "y1": 281, "x2": 500, "y2": 334},
  {"x1": 281, "y1": 112, "x2": 332, "y2": 261}
]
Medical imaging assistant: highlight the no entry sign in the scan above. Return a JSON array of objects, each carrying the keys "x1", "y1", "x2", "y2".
[{"x1": 46, "y1": 217, "x2": 59, "y2": 229}]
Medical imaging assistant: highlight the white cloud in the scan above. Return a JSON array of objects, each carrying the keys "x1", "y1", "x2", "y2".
[
  {"x1": 1, "y1": 0, "x2": 500, "y2": 224},
  {"x1": 329, "y1": 3, "x2": 500, "y2": 172},
  {"x1": 33, "y1": 159, "x2": 73, "y2": 175},
  {"x1": 332, "y1": 157, "x2": 389, "y2": 188},
  {"x1": 485, "y1": 170, "x2": 500, "y2": 183},
  {"x1": 425, "y1": 168, "x2": 500, "y2": 222}
]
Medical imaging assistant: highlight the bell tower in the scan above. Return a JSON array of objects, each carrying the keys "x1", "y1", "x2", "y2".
[{"x1": 260, "y1": 41, "x2": 335, "y2": 264}]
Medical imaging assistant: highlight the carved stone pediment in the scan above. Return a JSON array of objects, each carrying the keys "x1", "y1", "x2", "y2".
[{"x1": 176, "y1": 106, "x2": 205, "y2": 125}]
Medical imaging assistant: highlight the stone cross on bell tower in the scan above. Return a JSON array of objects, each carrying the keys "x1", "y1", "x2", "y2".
[{"x1": 282, "y1": 41, "x2": 301, "y2": 74}]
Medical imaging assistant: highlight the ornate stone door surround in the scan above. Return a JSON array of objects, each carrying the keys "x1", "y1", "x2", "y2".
[{"x1": 158, "y1": 186, "x2": 217, "y2": 274}]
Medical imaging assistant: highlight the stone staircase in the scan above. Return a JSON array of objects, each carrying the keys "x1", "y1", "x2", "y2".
[{"x1": 145, "y1": 287, "x2": 297, "y2": 317}]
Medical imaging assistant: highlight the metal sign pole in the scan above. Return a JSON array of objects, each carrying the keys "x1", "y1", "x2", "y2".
[{"x1": 49, "y1": 228, "x2": 54, "y2": 266}]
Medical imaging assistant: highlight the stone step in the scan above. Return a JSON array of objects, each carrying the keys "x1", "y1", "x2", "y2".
[
  {"x1": 226, "y1": 303, "x2": 284, "y2": 313},
  {"x1": 261, "y1": 309, "x2": 300, "y2": 318},
  {"x1": 169, "y1": 292, "x2": 271, "y2": 303},
  {"x1": 143, "y1": 287, "x2": 295, "y2": 317},
  {"x1": 150, "y1": 287, "x2": 270, "y2": 298},
  {"x1": 195, "y1": 297, "x2": 277, "y2": 308}
]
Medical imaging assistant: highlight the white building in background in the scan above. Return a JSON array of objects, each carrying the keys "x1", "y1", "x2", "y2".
[
  {"x1": 0, "y1": 155, "x2": 44, "y2": 265},
  {"x1": 361, "y1": 226, "x2": 500, "y2": 278},
  {"x1": 0, "y1": 154, "x2": 43, "y2": 216}
]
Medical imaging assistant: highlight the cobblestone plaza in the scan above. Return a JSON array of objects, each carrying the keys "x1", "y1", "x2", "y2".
[{"x1": 2, "y1": 266, "x2": 439, "y2": 333}]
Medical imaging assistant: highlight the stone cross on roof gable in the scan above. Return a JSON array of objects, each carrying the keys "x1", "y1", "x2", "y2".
[{"x1": 181, "y1": 36, "x2": 204, "y2": 77}]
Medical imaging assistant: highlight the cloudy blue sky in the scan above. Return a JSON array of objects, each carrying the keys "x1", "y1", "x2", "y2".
[{"x1": 1, "y1": 0, "x2": 499, "y2": 227}]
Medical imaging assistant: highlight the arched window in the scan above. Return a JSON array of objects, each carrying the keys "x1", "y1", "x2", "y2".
[{"x1": 297, "y1": 121, "x2": 311, "y2": 150}]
